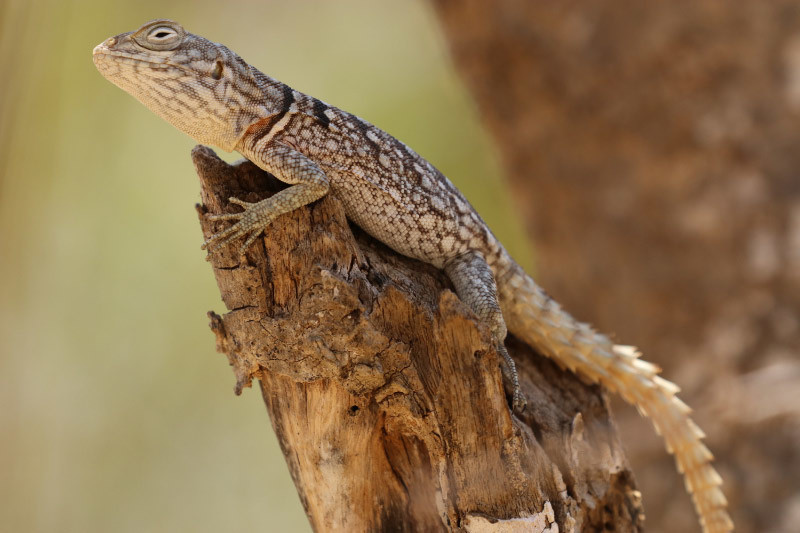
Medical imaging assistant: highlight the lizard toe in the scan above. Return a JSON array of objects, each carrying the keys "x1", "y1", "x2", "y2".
[
  {"x1": 228, "y1": 197, "x2": 253, "y2": 208},
  {"x1": 202, "y1": 221, "x2": 242, "y2": 250},
  {"x1": 205, "y1": 212, "x2": 242, "y2": 222},
  {"x1": 238, "y1": 229, "x2": 264, "y2": 256}
]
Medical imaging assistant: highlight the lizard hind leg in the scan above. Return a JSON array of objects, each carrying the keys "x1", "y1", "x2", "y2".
[{"x1": 444, "y1": 252, "x2": 526, "y2": 413}]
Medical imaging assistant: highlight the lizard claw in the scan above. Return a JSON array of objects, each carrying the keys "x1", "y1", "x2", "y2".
[
  {"x1": 512, "y1": 391, "x2": 527, "y2": 414},
  {"x1": 202, "y1": 221, "x2": 240, "y2": 250}
]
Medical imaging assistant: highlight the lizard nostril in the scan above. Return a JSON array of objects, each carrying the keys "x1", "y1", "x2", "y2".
[{"x1": 106, "y1": 37, "x2": 117, "y2": 47}]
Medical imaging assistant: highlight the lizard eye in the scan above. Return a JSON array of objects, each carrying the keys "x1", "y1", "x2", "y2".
[
  {"x1": 211, "y1": 60, "x2": 224, "y2": 80},
  {"x1": 133, "y1": 20, "x2": 185, "y2": 51},
  {"x1": 147, "y1": 26, "x2": 179, "y2": 45}
]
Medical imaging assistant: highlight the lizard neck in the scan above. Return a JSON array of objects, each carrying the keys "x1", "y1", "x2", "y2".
[
  {"x1": 234, "y1": 68, "x2": 298, "y2": 153},
  {"x1": 248, "y1": 67, "x2": 295, "y2": 116}
]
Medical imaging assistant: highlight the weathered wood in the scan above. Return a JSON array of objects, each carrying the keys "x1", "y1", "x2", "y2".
[{"x1": 192, "y1": 145, "x2": 642, "y2": 532}]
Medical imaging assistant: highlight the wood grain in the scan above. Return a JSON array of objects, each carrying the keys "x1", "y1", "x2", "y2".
[{"x1": 191, "y1": 145, "x2": 642, "y2": 532}]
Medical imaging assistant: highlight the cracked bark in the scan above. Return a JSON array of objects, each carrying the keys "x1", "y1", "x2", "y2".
[{"x1": 191, "y1": 146, "x2": 642, "y2": 532}]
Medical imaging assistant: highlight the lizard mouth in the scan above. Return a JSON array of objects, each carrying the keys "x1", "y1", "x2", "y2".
[
  {"x1": 93, "y1": 47, "x2": 175, "y2": 70},
  {"x1": 92, "y1": 43, "x2": 193, "y2": 80}
]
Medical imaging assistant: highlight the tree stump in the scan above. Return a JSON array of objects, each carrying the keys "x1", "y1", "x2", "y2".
[{"x1": 192, "y1": 145, "x2": 642, "y2": 532}]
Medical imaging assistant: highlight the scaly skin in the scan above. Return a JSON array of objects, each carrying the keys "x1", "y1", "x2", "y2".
[{"x1": 93, "y1": 19, "x2": 733, "y2": 532}]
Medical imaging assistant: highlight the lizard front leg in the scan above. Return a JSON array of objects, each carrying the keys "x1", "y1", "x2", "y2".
[
  {"x1": 445, "y1": 252, "x2": 526, "y2": 413},
  {"x1": 203, "y1": 143, "x2": 330, "y2": 256}
]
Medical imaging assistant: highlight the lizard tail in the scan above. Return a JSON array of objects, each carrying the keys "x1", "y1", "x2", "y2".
[{"x1": 497, "y1": 265, "x2": 733, "y2": 533}]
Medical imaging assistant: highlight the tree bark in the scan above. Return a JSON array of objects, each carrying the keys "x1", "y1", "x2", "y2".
[
  {"x1": 191, "y1": 146, "x2": 642, "y2": 532},
  {"x1": 430, "y1": 2, "x2": 800, "y2": 532}
]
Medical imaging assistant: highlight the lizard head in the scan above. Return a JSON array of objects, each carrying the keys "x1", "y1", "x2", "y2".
[{"x1": 93, "y1": 20, "x2": 263, "y2": 151}]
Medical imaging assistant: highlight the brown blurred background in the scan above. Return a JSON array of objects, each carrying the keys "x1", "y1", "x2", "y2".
[
  {"x1": 1, "y1": 1, "x2": 797, "y2": 532},
  {"x1": 430, "y1": 1, "x2": 800, "y2": 532}
]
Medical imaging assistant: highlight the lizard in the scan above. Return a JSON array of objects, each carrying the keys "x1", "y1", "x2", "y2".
[{"x1": 92, "y1": 19, "x2": 733, "y2": 533}]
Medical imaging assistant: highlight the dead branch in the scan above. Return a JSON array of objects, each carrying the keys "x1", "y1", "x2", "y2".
[{"x1": 192, "y1": 145, "x2": 642, "y2": 532}]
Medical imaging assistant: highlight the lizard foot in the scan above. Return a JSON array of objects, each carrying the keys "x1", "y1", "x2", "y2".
[
  {"x1": 202, "y1": 197, "x2": 275, "y2": 258},
  {"x1": 497, "y1": 343, "x2": 527, "y2": 414}
]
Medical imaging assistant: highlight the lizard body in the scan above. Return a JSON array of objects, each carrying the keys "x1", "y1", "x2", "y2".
[{"x1": 93, "y1": 20, "x2": 733, "y2": 533}]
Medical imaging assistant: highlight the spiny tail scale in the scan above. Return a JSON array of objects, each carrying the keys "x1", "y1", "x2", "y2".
[{"x1": 497, "y1": 262, "x2": 733, "y2": 533}]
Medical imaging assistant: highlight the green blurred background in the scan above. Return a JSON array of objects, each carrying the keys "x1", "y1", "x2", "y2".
[{"x1": 0, "y1": 1, "x2": 531, "y2": 531}]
